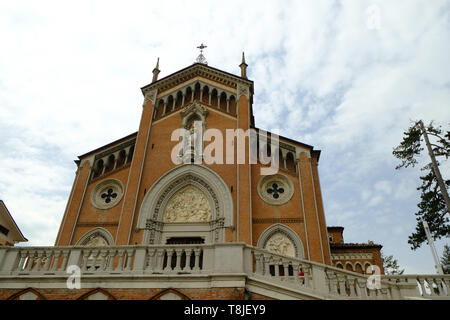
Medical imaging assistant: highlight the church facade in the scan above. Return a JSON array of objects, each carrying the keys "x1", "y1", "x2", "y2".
[{"x1": 7, "y1": 53, "x2": 446, "y2": 301}]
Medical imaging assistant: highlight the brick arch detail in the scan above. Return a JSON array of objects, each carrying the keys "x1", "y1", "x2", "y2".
[
  {"x1": 150, "y1": 288, "x2": 191, "y2": 300},
  {"x1": 137, "y1": 164, "x2": 234, "y2": 244},
  {"x1": 76, "y1": 227, "x2": 115, "y2": 246},
  {"x1": 7, "y1": 287, "x2": 46, "y2": 300},
  {"x1": 77, "y1": 288, "x2": 117, "y2": 300}
]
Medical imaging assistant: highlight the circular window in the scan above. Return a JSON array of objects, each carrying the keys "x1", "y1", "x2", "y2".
[
  {"x1": 257, "y1": 174, "x2": 294, "y2": 205},
  {"x1": 91, "y1": 179, "x2": 124, "y2": 210}
]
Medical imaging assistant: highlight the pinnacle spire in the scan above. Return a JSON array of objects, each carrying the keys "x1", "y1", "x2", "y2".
[
  {"x1": 152, "y1": 57, "x2": 160, "y2": 82},
  {"x1": 239, "y1": 51, "x2": 248, "y2": 79}
]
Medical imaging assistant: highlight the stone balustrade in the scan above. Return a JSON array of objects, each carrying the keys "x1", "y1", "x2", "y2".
[
  {"x1": 1, "y1": 243, "x2": 449, "y2": 300},
  {"x1": 383, "y1": 274, "x2": 450, "y2": 299},
  {"x1": 0, "y1": 245, "x2": 206, "y2": 276},
  {"x1": 248, "y1": 247, "x2": 397, "y2": 300}
]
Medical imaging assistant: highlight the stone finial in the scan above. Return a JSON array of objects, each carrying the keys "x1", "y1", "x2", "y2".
[
  {"x1": 152, "y1": 57, "x2": 160, "y2": 82},
  {"x1": 239, "y1": 52, "x2": 248, "y2": 79}
]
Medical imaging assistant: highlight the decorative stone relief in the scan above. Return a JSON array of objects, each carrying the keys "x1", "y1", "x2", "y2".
[
  {"x1": 264, "y1": 232, "x2": 296, "y2": 257},
  {"x1": 84, "y1": 235, "x2": 109, "y2": 261},
  {"x1": 237, "y1": 83, "x2": 250, "y2": 99},
  {"x1": 163, "y1": 186, "x2": 212, "y2": 222},
  {"x1": 144, "y1": 89, "x2": 157, "y2": 105},
  {"x1": 90, "y1": 179, "x2": 124, "y2": 210},
  {"x1": 257, "y1": 174, "x2": 294, "y2": 206},
  {"x1": 137, "y1": 164, "x2": 235, "y2": 244},
  {"x1": 180, "y1": 101, "x2": 208, "y2": 127},
  {"x1": 153, "y1": 174, "x2": 220, "y2": 221},
  {"x1": 257, "y1": 223, "x2": 305, "y2": 259},
  {"x1": 85, "y1": 235, "x2": 109, "y2": 247}
]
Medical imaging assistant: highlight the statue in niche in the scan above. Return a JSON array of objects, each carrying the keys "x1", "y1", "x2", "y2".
[
  {"x1": 265, "y1": 233, "x2": 295, "y2": 257},
  {"x1": 164, "y1": 186, "x2": 211, "y2": 222},
  {"x1": 178, "y1": 119, "x2": 202, "y2": 162}
]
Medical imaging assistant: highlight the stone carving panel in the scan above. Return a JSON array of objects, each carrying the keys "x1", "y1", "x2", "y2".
[
  {"x1": 85, "y1": 235, "x2": 108, "y2": 247},
  {"x1": 264, "y1": 232, "x2": 296, "y2": 257},
  {"x1": 163, "y1": 185, "x2": 212, "y2": 222}
]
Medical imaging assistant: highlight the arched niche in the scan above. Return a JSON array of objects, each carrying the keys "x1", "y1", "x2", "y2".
[
  {"x1": 76, "y1": 227, "x2": 115, "y2": 246},
  {"x1": 77, "y1": 288, "x2": 116, "y2": 300},
  {"x1": 8, "y1": 288, "x2": 46, "y2": 300},
  {"x1": 150, "y1": 288, "x2": 190, "y2": 300},
  {"x1": 257, "y1": 224, "x2": 305, "y2": 259},
  {"x1": 137, "y1": 164, "x2": 234, "y2": 244}
]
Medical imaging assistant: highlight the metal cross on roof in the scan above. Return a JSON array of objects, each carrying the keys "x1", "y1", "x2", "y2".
[{"x1": 195, "y1": 43, "x2": 208, "y2": 65}]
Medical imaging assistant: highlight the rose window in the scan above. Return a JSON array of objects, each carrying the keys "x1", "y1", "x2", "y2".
[
  {"x1": 257, "y1": 174, "x2": 294, "y2": 205},
  {"x1": 91, "y1": 179, "x2": 124, "y2": 210}
]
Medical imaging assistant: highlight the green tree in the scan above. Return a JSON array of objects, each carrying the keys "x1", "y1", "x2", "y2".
[
  {"x1": 381, "y1": 251, "x2": 405, "y2": 275},
  {"x1": 441, "y1": 244, "x2": 450, "y2": 274},
  {"x1": 393, "y1": 120, "x2": 450, "y2": 250}
]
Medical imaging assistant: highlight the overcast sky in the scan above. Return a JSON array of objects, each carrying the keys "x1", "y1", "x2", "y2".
[{"x1": 0, "y1": 1, "x2": 449, "y2": 274}]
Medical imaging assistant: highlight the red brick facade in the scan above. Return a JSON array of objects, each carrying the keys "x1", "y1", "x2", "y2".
[{"x1": 1, "y1": 60, "x2": 383, "y2": 300}]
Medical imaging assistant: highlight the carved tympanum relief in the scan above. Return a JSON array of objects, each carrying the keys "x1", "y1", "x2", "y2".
[
  {"x1": 264, "y1": 232, "x2": 296, "y2": 257},
  {"x1": 85, "y1": 236, "x2": 108, "y2": 247},
  {"x1": 84, "y1": 235, "x2": 108, "y2": 261},
  {"x1": 163, "y1": 185, "x2": 212, "y2": 222}
]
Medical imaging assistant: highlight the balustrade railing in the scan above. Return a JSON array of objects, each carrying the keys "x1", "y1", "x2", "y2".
[
  {"x1": 1, "y1": 244, "x2": 449, "y2": 300},
  {"x1": 383, "y1": 274, "x2": 450, "y2": 299},
  {"x1": 0, "y1": 245, "x2": 205, "y2": 276},
  {"x1": 249, "y1": 247, "x2": 398, "y2": 300}
]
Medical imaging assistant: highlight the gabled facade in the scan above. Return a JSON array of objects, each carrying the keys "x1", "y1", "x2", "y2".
[
  {"x1": 54, "y1": 58, "x2": 333, "y2": 267},
  {"x1": 6, "y1": 54, "x2": 444, "y2": 301}
]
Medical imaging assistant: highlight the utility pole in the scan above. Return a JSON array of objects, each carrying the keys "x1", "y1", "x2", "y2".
[
  {"x1": 418, "y1": 120, "x2": 450, "y2": 216},
  {"x1": 423, "y1": 220, "x2": 444, "y2": 274}
]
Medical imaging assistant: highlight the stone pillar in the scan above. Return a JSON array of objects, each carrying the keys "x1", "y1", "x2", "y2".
[
  {"x1": 55, "y1": 159, "x2": 92, "y2": 246},
  {"x1": 310, "y1": 156, "x2": 332, "y2": 265},
  {"x1": 132, "y1": 248, "x2": 147, "y2": 273},
  {"x1": 236, "y1": 83, "x2": 252, "y2": 245},
  {"x1": 115, "y1": 89, "x2": 156, "y2": 245},
  {"x1": 298, "y1": 152, "x2": 325, "y2": 264}
]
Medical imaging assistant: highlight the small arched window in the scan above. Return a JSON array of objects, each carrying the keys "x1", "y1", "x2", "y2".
[
  {"x1": 104, "y1": 154, "x2": 115, "y2": 173},
  {"x1": 185, "y1": 87, "x2": 193, "y2": 104},
  {"x1": 202, "y1": 85, "x2": 209, "y2": 104},
  {"x1": 229, "y1": 95, "x2": 236, "y2": 115},
  {"x1": 286, "y1": 152, "x2": 296, "y2": 172},
  {"x1": 193, "y1": 83, "x2": 201, "y2": 101},
  {"x1": 93, "y1": 159, "x2": 104, "y2": 178},
  {"x1": 219, "y1": 92, "x2": 227, "y2": 110},
  {"x1": 127, "y1": 146, "x2": 135, "y2": 163},
  {"x1": 116, "y1": 150, "x2": 126, "y2": 168},
  {"x1": 211, "y1": 89, "x2": 218, "y2": 107}
]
